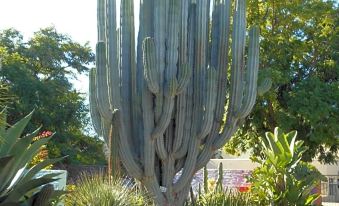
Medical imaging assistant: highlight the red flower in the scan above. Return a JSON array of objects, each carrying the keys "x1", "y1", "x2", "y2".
[
  {"x1": 40, "y1": 131, "x2": 53, "y2": 137},
  {"x1": 237, "y1": 185, "x2": 250, "y2": 193}
]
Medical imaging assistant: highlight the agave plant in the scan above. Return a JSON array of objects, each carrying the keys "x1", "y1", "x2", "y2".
[
  {"x1": 249, "y1": 127, "x2": 326, "y2": 205},
  {"x1": 0, "y1": 111, "x2": 64, "y2": 205}
]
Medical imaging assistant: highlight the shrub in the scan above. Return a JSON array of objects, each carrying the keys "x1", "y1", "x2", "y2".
[
  {"x1": 65, "y1": 172, "x2": 153, "y2": 206},
  {"x1": 190, "y1": 188, "x2": 253, "y2": 206},
  {"x1": 187, "y1": 163, "x2": 255, "y2": 206},
  {"x1": 249, "y1": 127, "x2": 326, "y2": 205}
]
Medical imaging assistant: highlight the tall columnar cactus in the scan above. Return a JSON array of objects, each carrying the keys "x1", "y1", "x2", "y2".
[{"x1": 89, "y1": 0, "x2": 260, "y2": 205}]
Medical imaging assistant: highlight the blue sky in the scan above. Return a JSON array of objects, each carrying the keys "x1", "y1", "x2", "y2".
[
  {"x1": 0, "y1": 0, "x2": 140, "y2": 94},
  {"x1": 0, "y1": 0, "x2": 98, "y2": 48},
  {"x1": 0, "y1": 0, "x2": 97, "y2": 94}
]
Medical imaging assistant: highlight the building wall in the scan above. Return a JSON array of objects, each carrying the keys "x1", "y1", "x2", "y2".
[{"x1": 208, "y1": 159, "x2": 339, "y2": 176}]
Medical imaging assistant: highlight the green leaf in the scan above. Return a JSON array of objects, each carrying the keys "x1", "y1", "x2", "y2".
[
  {"x1": 265, "y1": 131, "x2": 280, "y2": 154},
  {"x1": 286, "y1": 131, "x2": 298, "y2": 155},
  {"x1": 5, "y1": 176, "x2": 60, "y2": 202},
  {"x1": 16, "y1": 136, "x2": 53, "y2": 171},
  {"x1": 0, "y1": 156, "x2": 13, "y2": 174},
  {"x1": 0, "y1": 111, "x2": 34, "y2": 156},
  {"x1": 19, "y1": 157, "x2": 65, "y2": 184},
  {"x1": 7, "y1": 127, "x2": 40, "y2": 157}
]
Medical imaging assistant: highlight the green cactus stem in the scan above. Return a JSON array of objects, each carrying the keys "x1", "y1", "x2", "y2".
[
  {"x1": 216, "y1": 162, "x2": 224, "y2": 192},
  {"x1": 89, "y1": 0, "x2": 260, "y2": 205}
]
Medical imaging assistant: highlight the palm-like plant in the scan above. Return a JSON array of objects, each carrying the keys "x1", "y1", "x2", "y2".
[
  {"x1": 0, "y1": 111, "x2": 64, "y2": 205},
  {"x1": 249, "y1": 127, "x2": 326, "y2": 205}
]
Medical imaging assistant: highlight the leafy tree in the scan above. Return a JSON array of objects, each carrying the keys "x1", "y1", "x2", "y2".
[
  {"x1": 225, "y1": 0, "x2": 339, "y2": 163},
  {"x1": 0, "y1": 27, "x2": 106, "y2": 165}
]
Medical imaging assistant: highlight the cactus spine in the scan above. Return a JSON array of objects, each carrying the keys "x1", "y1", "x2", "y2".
[{"x1": 89, "y1": 0, "x2": 260, "y2": 205}]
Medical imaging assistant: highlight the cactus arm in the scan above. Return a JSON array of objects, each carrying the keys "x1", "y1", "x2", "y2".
[
  {"x1": 142, "y1": 38, "x2": 160, "y2": 94},
  {"x1": 172, "y1": 94, "x2": 186, "y2": 153},
  {"x1": 173, "y1": 138, "x2": 200, "y2": 193},
  {"x1": 173, "y1": 4, "x2": 196, "y2": 158},
  {"x1": 97, "y1": 0, "x2": 105, "y2": 41},
  {"x1": 195, "y1": 123, "x2": 238, "y2": 171},
  {"x1": 114, "y1": 110, "x2": 143, "y2": 179},
  {"x1": 152, "y1": 0, "x2": 183, "y2": 160},
  {"x1": 209, "y1": 0, "x2": 231, "y2": 135},
  {"x1": 142, "y1": 88, "x2": 156, "y2": 177},
  {"x1": 176, "y1": 64, "x2": 192, "y2": 94},
  {"x1": 238, "y1": 26, "x2": 260, "y2": 119},
  {"x1": 173, "y1": 135, "x2": 189, "y2": 159},
  {"x1": 172, "y1": 0, "x2": 190, "y2": 154},
  {"x1": 95, "y1": 42, "x2": 112, "y2": 121},
  {"x1": 140, "y1": 1, "x2": 156, "y2": 172},
  {"x1": 153, "y1": 0, "x2": 181, "y2": 160},
  {"x1": 106, "y1": 0, "x2": 119, "y2": 109},
  {"x1": 192, "y1": 0, "x2": 209, "y2": 137},
  {"x1": 173, "y1": 81, "x2": 193, "y2": 158},
  {"x1": 213, "y1": 121, "x2": 239, "y2": 153},
  {"x1": 196, "y1": 68, "x2": 217, "y2": 140},
  {"x1": 89, "y1": 69, "x2": 103, "y2": 137},
  {"x1": 130, "y1": 0, "x2": 144, "y2": 167},
  {"x1": 120, "y1": 0, "x2": 136, "y2": 148},
  {"x1": 153, "y1": 1, "x2": 166, "y2": 122},
  {"x1": 116, "y1": 0, "x2": 144, "y2": 179},
  {"x1": 101, "y1": 118, "x2": 111, "y2": 144},
  {"x1": 178, "y1": 0, "x2": 189, "y2": 67},
  {"x1": 173, "y1": 2, "x2": 209, "y2": 191},
  {"x1": 152, "y1": 79, "x2": 177, "y2": 142},
  {"x1": 205, "y1": 0, "x2": 247, "y2": 152},
  {"x1": 153, "y1": 97, "x2": 173, "y2": 160},
  {"x1": 137, "y1": 0, "x2": 155, "y2": 168},
  {"x1": 153, "y1": 96, "x2": 175, "y2": 141},
  {"x1": 165, "y1": 0, "x2": 180, "y2": 82},
  {"x1": 227, "y1": 0, "x2": 246, "y2": 120}
]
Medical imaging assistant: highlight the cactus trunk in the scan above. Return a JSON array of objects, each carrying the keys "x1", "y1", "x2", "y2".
[{"x1": 89, "y1": 0, "x2": 260, "y2": 205}]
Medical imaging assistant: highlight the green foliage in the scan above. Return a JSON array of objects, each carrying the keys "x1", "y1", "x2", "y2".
[
  {"x1": 65, "y1": 172, "x2": 153, "y2": 206},
  {"x1": 248, "y1": 127, "x2": 326, "y2": 205},
  {"x1": 0, "y1": 27, "x2": 106, "y2": 165},
  {"x1": 189, "y1": 189, "x2": 253, "y2": 206},
  {"x1": 188, "y1": 164, "x2": 254, "y2": 206},
  {"x1": 226, "y1": 0, "x2": 339, "y2": 163},
  {"x1": 0, "y1": 111, "x2": 64, "y2": 205}
]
